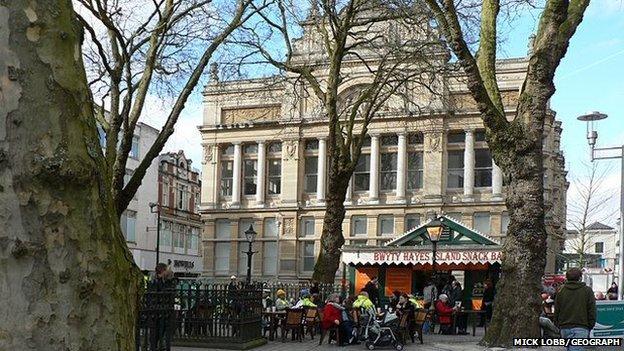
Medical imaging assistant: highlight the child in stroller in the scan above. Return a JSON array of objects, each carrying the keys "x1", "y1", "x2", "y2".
[{"x1": 358, "y1": 307, "x2": 404, "y2": 350}]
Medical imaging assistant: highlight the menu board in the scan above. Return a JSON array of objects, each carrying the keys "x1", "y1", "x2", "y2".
[{"x1": 384, "y1": 267, "x2": 412, "y2": 296}]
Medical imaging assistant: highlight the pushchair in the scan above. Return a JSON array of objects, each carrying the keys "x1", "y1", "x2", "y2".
[{"x1": 360, "y1": 308, "x2": 404, "y2": 350}]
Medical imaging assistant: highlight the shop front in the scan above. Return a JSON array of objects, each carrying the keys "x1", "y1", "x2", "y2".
[{"x1": 343, "y1": 215, "x2": 502, "y2": 307}]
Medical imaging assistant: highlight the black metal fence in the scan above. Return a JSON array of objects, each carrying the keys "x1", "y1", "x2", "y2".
[
  {"x1": 261, "y1": 282, "x2": 343, "y2": 305},
  {"x1": 136, "y1": 281, "x2": 265, "y2": 350}
]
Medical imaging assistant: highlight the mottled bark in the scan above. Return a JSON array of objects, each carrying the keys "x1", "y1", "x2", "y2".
[
  {"x1": 0, "y1": 1, "x2": 141, "y2": 350},
  {"x1": 313, "y1": 164, "x2": 351, "y2": 283}
]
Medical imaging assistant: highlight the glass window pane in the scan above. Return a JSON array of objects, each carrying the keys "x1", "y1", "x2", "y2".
[
  {"x1": 268, "y1": 159, "x2": 281, "y2": 195},
  {"x1": 405, "y1": 214, "x2": 420, "y2": 230},
  {"x1": 352, "y1": 216, "x2": 367, "y2": 236},
  {"x1": 408, "y1": 132, "x2": 424, "y2": 144},
  {"x1": 379, "y1": 215, "x2": 394, "y2": 235},
  {"x1": 305, "y1": 218, "x2": 315, "y2": 236},
  {"x1": 268, "y1": 142, "x2": 282, "y2": 153},
  {"x1": 221, "y1": 145, "x2": 234, "y2": 155},
  {"x1": 473, "y1": 212, "x2": 491, "y2": 234},
  {"x1": 447, "y1": 131, "x2": 465, "y2": 143},
  {"x1": 215, "y1": 242, "x2": 231, "y2": 272},
  {"x1": 303, "y1": 242, "x2": 315, "y2": 271},
  {"x1": 244, "y1": 144, "x2": 258, "y2": 154},
  {"x1": 215, "y1": 219, "x2": 231, "y2": 239},
  {"x1": 264, "y1": 218, "x2": 279, "y2": 237},
  {"x1": 355, "y1": 154, "x2": 370, "y2": 171},
  {"x1": 407, "y1": 152, "x2": 423, "y2": 190},
  {"x1": 239, "y1": 219, "x2": 254, "y2": 238},
  {"x1": 501, "y1": 212, "x2": 510, "y2": 234},
  {"x1": 305, "y1": 140, "x2": 319, "y2": 150},
  {"x1": 243, "y1": 160, "x2": 257, "y2": 195},
  {"x1": 354, "y1": 154, "x2": 370, "y2": 191},
  {"x1": 447, "y1": 150, "x2": 464, "y2": 188},
  {"x1": 475, "y1": 149, "x2": 492, "y2": 167},
  {"x1": 263, "y1": 242, "x2": 278, "y2": 275},
  {"x1": 448, "y1": 150, "x2": 464, "y2": 168},
  {"x1": 381, "y1": 135, "x2": 398, "y2": 146},
  {"x1": 475, "y1": 130, "x2": 486, "y2": 142}
]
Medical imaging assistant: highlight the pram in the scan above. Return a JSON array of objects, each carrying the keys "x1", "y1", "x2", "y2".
[{"x1": 359, "y1": 308, "x2": 404, "y2": 350}]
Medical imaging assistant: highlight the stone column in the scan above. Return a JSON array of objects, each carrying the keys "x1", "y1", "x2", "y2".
[
  {"x1": 369, "y1": 134, "x2": 380, "y2": 204},
  {"x1": 396, "y1": 133, "x2": 407, "y2": 203},
  {"x1": 200, "y1": 143, "x2": 217, "y2": 209},
  {"x1": 256, "y1": 141, "x2": 266, "y2": 207},
  {"x1": 231, "y1": 142, "x2": 242, "y2": 208},
  {"x1": 317, "y1": 137, "x2": 326, "y2": 205},
  {"x1": 492, "y1": 161, "x2": 503, "y2": 200},
  {"x1": 463, "y1": 129, "x2": 475, "y2": 201}
]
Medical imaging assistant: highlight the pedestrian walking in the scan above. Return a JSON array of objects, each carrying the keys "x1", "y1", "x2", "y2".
[
  {"x1": 554, "y1": 267, "x2": 596, "y2": 351},
  {"x1": 363, "y1": 277, "x2": 380, "y2": 307}
]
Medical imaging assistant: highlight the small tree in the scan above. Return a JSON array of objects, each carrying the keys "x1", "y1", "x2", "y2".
[
  {"x1": 239, "y1": 0, "x2": 443, "y2": 281},
  {"x1": 75, "y1": 0, "x2": 261, "y2": 215},
  {"x1": 1, "y1": 1, "x2": 140, "y2": 348},
  {"x1": 567, "y1": 162, "x2": 616, "y2": 267},
  {"x1": 414, "y1": 0, "x2": 590, "y2": 345}
]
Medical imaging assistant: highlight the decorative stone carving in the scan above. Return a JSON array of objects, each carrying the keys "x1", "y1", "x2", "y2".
[
  {"x1": 425, "y1": 132, "x2": 442, "y2": 153},
  {"x1": 284, "y1": 140, "x2": 298, "y2": 160},
  {"x1": 283, "y1": 218, "x2": 294, "y2": 236},
  {"x1": 221, "y1": 105, "x2": 281, "y2": 124},
  {"x1": 202, "y1": 144, "x2": 214, "y2": 164}
]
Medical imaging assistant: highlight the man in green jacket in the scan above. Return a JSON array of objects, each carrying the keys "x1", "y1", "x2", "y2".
[{"x1": 554, "y1": 267, "x2": 596, "y2": 351}]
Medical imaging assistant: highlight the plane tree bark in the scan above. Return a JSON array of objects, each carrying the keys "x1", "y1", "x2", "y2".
[
  {"x1": 243, "y1": 0, "x2": 442, "y2": 282},
  {"x1": 1, "y1": 1, "x2": 140, "y2": 349},
  {"x1": 419, "y1": 0, "x2": 590, "y2": 346}
]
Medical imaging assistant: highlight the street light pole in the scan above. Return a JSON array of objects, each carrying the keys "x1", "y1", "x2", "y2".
[
  {"x1": 426, "y1": 214, "x2": 444, "y2": 285},
  {"x1": 578, "y1": 112, "x2": 624, "y2": 300},
  {"x1": 244, "y1": 224, "x2": 257, "y2": 285},
  {"x1": 149, "y1": 203, "x2": 161, "y2": 268}
]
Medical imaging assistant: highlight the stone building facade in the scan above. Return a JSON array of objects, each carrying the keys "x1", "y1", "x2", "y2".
[
  {"x1": 156, "y1": 151, "x2": 203, "y2": 276},
  {"x1": 198, "y1": 26, "x2": 567, "y2": 281}
]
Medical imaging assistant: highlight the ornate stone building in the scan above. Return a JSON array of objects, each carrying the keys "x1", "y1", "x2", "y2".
[{"x1": 198, "y1": 24, "x2": 567, "y2": 281}]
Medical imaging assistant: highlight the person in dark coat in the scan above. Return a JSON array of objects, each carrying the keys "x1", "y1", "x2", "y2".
[
  {"x1": 480, "y1": 280, "x2": 495, "y2": 324},
  {"x1": 554, "y1": 268, "x2": 596, "y2": 350},
  {"x1": 363, "y1": 277, "x2": 380, "y2": 307},
  {"x1": 389, "y1": 290, "x2": 401, "y2": 310},
  {"x1": 450, "y1": 281, "x2": 467, "y2": 334}
]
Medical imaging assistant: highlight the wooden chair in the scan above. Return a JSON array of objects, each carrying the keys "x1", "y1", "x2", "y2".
[
  {"x1": 281, "y1": 308, "x2": 305, "y2": 342},
  {"x1": 317, "y1": 310, "x2": 341, "y2": 345},
  {"x1": 398, "y1": 312, "x2": 413, "y2": 344},
  {"x1": 413, "y1": 309, "x2": 428, "y2": 344},
  {"x1": 303, "y1": 307, "x2": 319, "y2": 339}
]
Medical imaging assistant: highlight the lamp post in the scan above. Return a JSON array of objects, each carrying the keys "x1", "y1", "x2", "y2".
[
  {"x1": 243, "y1": 224, "x2": 257, "y2": 285},
  {"x1": 578, "y1": 111, "x2": 624, "y2": 300},
  {"x1": 149, "y1": 202, "x2": 161, "y2": 268},
  {"x1": 426, "y1": 215, "x2": 444, "y2": 278}
]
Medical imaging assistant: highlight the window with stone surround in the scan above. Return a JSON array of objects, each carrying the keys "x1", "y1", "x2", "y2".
[
  {"x1": 243, "y1": 159, "x2": 257, "y2": 195},
  {"x1": 302, "y1": 242, "x2": 315, "y2": 271},
  {"x1": 214, "y1": 242, "x2": 231, "y2": 275},
  {"x1": 354, "y1": 154, "x2": 371, "y2": 191},
  {"x1": 268, "y1": 159, "x2": 281, "y2": 195},
  {"x1": 407, "y1": 151, "x2": 423, "y2": 190},
  {"x1": 220, "y1": 160, "x2": 233, "y2": 196},
  {"x1": 300, "y1": 217, "x2": 315, "y2": 237},
  {"x1": 447, "y1": 150, "x2": 464, "y2": 188},
  {"x1": 351, "y1": 216, "x2": 367, "y2": 236},
  {"x1": 473, "y1": 212, "x2": 491, "y2": 234},
  {"x1": 405, "y1": 214, "x2": 421, "y2": 230},
  {"x1": 215, "y1": 219, "x2": 231, "y2": 239},
  {"x1": 304, "y1": 156, "x2": 318, "y2": 193},
  {"x1": 475, "y1": 149, "x2": 493, "y2": 187},
  {"x1": 268, "y1": 141, "x2": 282, "y2": 153},
  {"x1": 221, "y1": 144, "x2": 234, "y2": 155},
  {"x1": 447, "y1": 131, "x2": 465, "y2": 143},
  {"x1": 380, "y1": 152, "x2": 397, "y2": 190},
  {"x1": 378, "y1": 215, "x2": 395, "y2": 236},
  {"x1": 263, "y1": 242, "x2": 278, "y2": 275},
  {"x1": 238, "y1": 218, "x2": 254, "y2": 238},
  {"x1": 408, "y1": 132, "x2": 424, "y2": 144},
  {"x1": 305, "y1": 139, "x2": 319, "y2": 150}
]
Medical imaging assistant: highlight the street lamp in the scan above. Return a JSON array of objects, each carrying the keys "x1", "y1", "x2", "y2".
[
  {"x1": 243, "y1": 224, "x2": 258, "y2": 285},
  {"x1": 426, "y1": 215, "x2": 444, "y2": 275},
  {"x1": 149, "y1": 202, "x2": 161, "y2": 268},
  {"x1": 578, "y1": 111, "x2": 624, "y2": 300}
]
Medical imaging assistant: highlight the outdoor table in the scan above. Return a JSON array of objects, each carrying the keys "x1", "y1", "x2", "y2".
[
  {"x1": 262, "y1": 310, "x2": 287, "y2": 341},
  {"x1": 454, "y1": 310, "x2": 487, "y2": 336}
]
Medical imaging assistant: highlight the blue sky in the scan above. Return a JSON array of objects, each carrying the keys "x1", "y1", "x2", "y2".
[{"x1": 152, "y1": 1, "x2": 624, "y2": 225}]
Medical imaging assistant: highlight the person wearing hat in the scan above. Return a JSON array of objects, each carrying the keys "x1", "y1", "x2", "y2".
[
  {"x1": 275, "y1": 289, "x2": 291, "y2": 310},
  {"x1": 294, "y1": 288, "x2": 317, "y2": 308}
]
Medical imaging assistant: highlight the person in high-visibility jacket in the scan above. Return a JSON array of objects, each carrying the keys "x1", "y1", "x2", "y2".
[
  {"x1": 294, "y1": 288, "x2": 317, "y2": 308},
  {"x1": 408, "y1": 294, "x2": 423, "y2": 309},
  {"x1": 353, "y1": 291, "x2": 375, "y2": 311}
]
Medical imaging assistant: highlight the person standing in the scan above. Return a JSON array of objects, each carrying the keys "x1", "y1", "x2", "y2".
[
  {"x1": 481, "y1": 280, "x2": 495, "y2": 324},
  {"x1": 423, "y1": 281, "x2": 438, "y2": 309},
  {"x1": 607, "y1": 282, "x2": 618, "y2": 300},
  {"x1": 363, "y1": 277, "x2": 380, "y2": 307},
  {"x1": 554, "y1": 268, "x2": 596, "y2": 351}
]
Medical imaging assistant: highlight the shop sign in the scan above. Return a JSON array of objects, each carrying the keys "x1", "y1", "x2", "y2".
[
  {"x1": 343, "y1": 250, "x2": 502, "y2": 265},
  {"x1": 591, "y1": 301, "x2": 624, "y2": 338},
  {"x1": 173, "y1": 260, "x2": 195, "y2": 270}
]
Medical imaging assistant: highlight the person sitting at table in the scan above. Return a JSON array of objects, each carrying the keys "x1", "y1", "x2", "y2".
[
  {"x1": 294, "y1": 289, "x2": 317, "y2": 308},
  {"x1": 322, "y1": 294, "x2": 357, "y2": 345},
  {"x1": 396, "y1": 293, "x2": 416, "y2": 341},
  {"x1": 275, "y1": 289, "x2": 291, "y2": 310},
  {"x1": 352, "y1": 291, "x2": 375, "y2": 312},
  {"x1": 435, "y1": 294, "x2": 457, "y2": 335}
]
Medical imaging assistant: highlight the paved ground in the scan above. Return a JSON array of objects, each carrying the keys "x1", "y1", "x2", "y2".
[{"x1": 172, "y1": 329, "x2": 623, "y2": 351}]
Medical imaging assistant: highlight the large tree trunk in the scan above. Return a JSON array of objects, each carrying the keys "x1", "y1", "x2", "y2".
[
  {"x1": 313, "y1": 166, "x2": 351, "y2": 283},
  {"x1": 0, "y1": 1, "x2": 141, "y2": 350},
  {"x1": 482, "y1": 147, "x2": 547, "y2": 345}
]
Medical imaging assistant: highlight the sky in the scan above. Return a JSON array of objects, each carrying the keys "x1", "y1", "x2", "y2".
[{"x1": 144, "y1": 1, "x2": 624, "y2": 227}]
